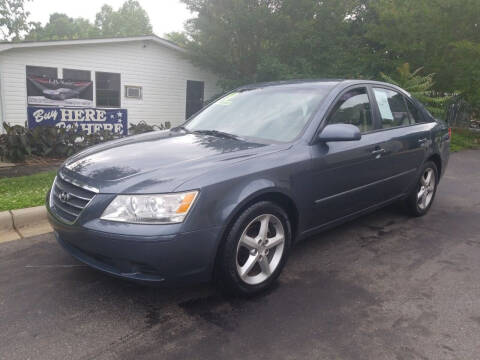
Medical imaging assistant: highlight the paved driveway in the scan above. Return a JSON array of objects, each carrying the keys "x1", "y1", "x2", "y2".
[{"x1": 1, "y1": 151, "x2": 479, "y2": 360}]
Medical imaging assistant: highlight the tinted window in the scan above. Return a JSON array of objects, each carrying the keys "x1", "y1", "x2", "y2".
[
  {"x1": 96, "y1": 72, "x2": 120, "y2": 108},
  {"x1": 373, "y1": 88, "x2": 410, "y2": 128},
  {"x1": 185, "y1": 84, "x2": 335, "y2": 143},
  {"x1": 328, "y1": 87, "x2": 373, "y2": 133},
  {"x1": 406, "y1": 98, "x2": 426, "y2": 124}
]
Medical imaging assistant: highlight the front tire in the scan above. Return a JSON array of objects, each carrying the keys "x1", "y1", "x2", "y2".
[
  {"x1": 406, "y1": 161, "x2": 438, "y2": 217},
  {"x1": 215, "y1": 201, "x2": 292, "y2": 296}
]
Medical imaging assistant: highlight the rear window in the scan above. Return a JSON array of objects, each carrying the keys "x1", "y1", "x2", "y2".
[
  {"x1": 406, "y1": 98, "x2": 426, "y2": 124},
  {"x1": 410, "y1": 98, "x2": 436, "y2": 123},
  {"x1": 373, "y1": 88, "x2": 410, "y2": 128}
]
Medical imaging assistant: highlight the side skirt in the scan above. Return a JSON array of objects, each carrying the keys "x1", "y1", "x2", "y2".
[{"x1": 296, "y1": 194, "x2": 406, "y2": 242}]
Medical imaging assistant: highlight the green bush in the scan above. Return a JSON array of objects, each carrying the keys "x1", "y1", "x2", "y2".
[
  {"x1": 0, "y1": 120, "x2": 170, "y2": 162},
  {"x1": 450, "y1": 128, "x2": 480, "y2": 152},
  {"x1": 128, "y1": 120, "x2": 170, "y2": 135}
]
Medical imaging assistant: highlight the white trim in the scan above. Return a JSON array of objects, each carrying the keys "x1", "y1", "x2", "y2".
[{"x1": 0, "y1": 35, "x2": 185, "y2": 54}]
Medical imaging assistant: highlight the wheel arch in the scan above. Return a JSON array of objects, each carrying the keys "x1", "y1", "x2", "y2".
[
  {"x1": 226, "y1": 188, "x2": 299, "y2": 241},
  {"x1": 427, "y1": 153, "x2": 442, "y2": 179},
  {"x1": 212, "y1": 188, "x2": 300, "y2": 278}
]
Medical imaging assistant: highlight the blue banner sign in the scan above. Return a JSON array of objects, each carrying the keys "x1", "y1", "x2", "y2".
[{"x1": 27, "y1": 106, "x2": 128, "y2": 135}]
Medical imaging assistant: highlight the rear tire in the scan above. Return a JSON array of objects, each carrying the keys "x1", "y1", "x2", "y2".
[
  {"x1": 405, "y1": 161, "x2": 438, "y2": 217},
  {"x1": 215, "y1": 201, "x2": 292, "y2": 296}
]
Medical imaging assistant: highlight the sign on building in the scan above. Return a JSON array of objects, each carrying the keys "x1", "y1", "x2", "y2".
[
  {"x1": 27, "y1": 106, "x2": 128, "y2": 135},
  {"x1": 27, "y1": 75, "x2": 94, "y2": 107},
  {"x1": 26, "y1": 73, "x2": 128, "y2": 135}
]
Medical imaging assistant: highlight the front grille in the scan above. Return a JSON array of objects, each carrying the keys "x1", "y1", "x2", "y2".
[{"x1": 50, "y1": 174, "x2": 97, "y2": 223}]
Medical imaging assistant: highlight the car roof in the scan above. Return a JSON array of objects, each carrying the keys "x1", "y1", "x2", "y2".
[
  {"x1": 237, "y1": 79, "x2": 410, "y2": 97},
  {"x1": 238, "y1": 79, "x2": 343, "y2": 90}
]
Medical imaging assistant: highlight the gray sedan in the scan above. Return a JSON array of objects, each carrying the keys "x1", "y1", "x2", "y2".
[{"x1": 47, "y1": 79, "x2": 450, "y2": 296}]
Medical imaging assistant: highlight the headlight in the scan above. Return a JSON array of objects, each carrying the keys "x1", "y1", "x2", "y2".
[{"x1": 101, "y1": 191, "x2": 198, "y2": 224}]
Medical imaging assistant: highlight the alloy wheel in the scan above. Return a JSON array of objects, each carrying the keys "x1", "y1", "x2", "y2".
[
  {"x1": 417, "y1": 168, "x2": 436, "y2": 210},
  {"x1": 235, "y1": 214, "x2": 285, "y2": 285}
]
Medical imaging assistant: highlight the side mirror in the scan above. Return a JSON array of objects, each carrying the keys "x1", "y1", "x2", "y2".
[{"x1": 317, "y1": 124, "x2": 361, "y2": 142}]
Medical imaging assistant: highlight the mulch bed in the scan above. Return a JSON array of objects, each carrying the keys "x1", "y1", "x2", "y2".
[{"x1": 0, "y1": 157, "x2": 64, "y2": 179}]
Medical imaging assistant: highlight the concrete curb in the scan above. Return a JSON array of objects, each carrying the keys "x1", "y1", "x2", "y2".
[
  {"x1": 0, "y1": 206, "x2": 52, "y2": 242},
  {"x1": 0, "y1": 210, "x2": 20, "y2": 242}
]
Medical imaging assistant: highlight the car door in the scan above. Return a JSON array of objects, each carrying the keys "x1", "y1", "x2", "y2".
[
  {"x1": 404, "y1": 95, "x2": 433, "y2": 168},
  {"x1": 309, "y1": 86, "x2": 395, "y2": 228},
  {"x1": 370, "y1": 86, "x2": 429, "y2": 197}
]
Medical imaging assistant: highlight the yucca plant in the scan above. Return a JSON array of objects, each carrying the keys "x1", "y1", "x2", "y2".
[{"x1": 381, "y1": 63, "x2": 452, "y2": 119}]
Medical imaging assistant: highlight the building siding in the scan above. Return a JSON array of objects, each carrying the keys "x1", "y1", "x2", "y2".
[{"x1": 0, "y1": 39, "x2": 220, "y2": 129}]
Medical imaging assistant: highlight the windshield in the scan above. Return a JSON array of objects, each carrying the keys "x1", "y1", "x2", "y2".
[{"x1": 185, "y1": 84, "x2": 335, "y2": 143}]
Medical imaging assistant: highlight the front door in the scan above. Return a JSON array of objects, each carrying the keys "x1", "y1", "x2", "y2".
[
  {"x1": 185, "y1": 80, "x2": 205, "y2": 119},
  {"x1": 309, "y1": 86, "x2": 393, "y2": 228}
]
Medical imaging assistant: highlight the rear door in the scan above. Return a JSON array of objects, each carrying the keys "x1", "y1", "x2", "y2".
[
  {"x1": 309, "y1": 86, "x2": 394, "y2": 228},
  {"x1": 370, "y1": 86, "x2": 429, "y2": 197}
]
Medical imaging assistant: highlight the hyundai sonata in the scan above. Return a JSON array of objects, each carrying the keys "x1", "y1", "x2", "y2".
[{"x1": 47, "y1": 80, "x2": 450, "y2": 295}]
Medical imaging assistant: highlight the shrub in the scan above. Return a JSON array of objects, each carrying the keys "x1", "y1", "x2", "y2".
[
  {"x1": 128, "y1": 121, "x2": 171, "y2": 135},
  {"x1": 0, "y1": 123, "x2": 29, "y2": 162},
  {"x1": 0, "y1": 121, "x2": 170, "y2": 162}
]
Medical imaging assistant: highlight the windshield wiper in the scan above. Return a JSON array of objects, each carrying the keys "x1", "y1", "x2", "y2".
[{"x1": 192, "y1": 129, "x2": 244, "y2": 141}]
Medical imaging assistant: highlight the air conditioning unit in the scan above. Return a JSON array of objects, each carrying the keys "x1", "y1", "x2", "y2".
[{"x1": 125, "y1": 86, "x2": 142, "y2": 99}]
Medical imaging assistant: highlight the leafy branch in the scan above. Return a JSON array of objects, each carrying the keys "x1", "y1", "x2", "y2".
[{"x1": 381, "y1": 63, "x2": 453, "y2": 118}]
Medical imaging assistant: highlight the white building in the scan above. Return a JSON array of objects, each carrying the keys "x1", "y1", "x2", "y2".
[{"x1": 0, "y1": 35, "x2": 220, "y2": 134}]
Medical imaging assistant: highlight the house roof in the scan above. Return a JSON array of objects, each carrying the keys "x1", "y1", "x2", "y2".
[{"x1": 0, "y1": 34, "x2": 185, "y2": 53}]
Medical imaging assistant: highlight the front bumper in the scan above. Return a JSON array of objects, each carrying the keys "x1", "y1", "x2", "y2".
[{"x1": 47, "y1": 201, "x2": 224, "y2": 285}]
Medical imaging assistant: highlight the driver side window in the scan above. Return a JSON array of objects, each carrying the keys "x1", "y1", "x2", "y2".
[{"x1": 328, "y1": 87, "x2": 373, "y2": 133}]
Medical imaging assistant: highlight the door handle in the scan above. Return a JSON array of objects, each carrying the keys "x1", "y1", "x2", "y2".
[
  {"x1": 371, "y1": 147, "x2": 386, "y2": 155},
  {"x1": 418, "y1": 137, "x2": 428, "y2": 144}
]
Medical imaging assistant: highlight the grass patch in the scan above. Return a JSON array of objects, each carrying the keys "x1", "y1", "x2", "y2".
[
  {"x1": 0, "y1": 171, "x2": 56, "y2": 211},
  {"x1": 450, "y1": 128, "x2": 480, "y2": 152}
]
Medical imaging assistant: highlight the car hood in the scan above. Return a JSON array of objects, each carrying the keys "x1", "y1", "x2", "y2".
[{"x1": 61, "y1": 130, "x2": 286, "y2": 193}]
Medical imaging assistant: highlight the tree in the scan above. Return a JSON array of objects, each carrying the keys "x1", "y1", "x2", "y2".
[
  {"x1": 95, "y1": 0, "x2": 152, "y2": 37},
  {"x1": 380, "y1": 63, "x2": 452, "y2": 118},
  {"x1": 181, "y1": 0, "x2": 480, "y2": 118},
  {"x1": 365, "y1": 0, "x2": 480, "y2": 97},
  {"x1": 25, "y1": 13, "x2": 98, "y2": 41},
  {"x1": 181, "y1": 0, "x2": 277, "y2": 89},
  {"x1": 181, "y1": 0, "x2": 372, "y2": 90},
  {"x1": 0, "y1": 0, "x2": 31, "y2": 40},
  {"x1": 448, "y1": 41, "x2": 480, "y2": 108},
  {"x1": 25, "y1": 0, "x2": 152, "y2": 41},
  {"x1": 164, "y1": 31, "x2": 190, "y2": 47}
]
